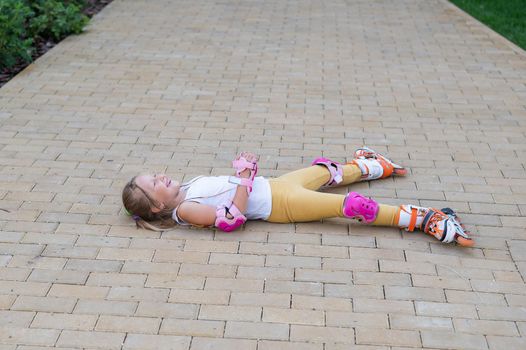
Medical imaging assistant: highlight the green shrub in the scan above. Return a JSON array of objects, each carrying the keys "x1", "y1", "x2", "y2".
[
  {"x1": 0, "y1": 0, "x2": 34, "y2": 68},
  {"x1": 28, "y1": 0, "x2": 88, "y2": 41},
  {"x1": 0, "y1": 0, "x2": 89, "y2": 70}
]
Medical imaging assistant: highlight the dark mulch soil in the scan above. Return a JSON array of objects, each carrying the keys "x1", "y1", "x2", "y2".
[{"x1": 0, "y1": 0, "x2": 114, "y2": 89}]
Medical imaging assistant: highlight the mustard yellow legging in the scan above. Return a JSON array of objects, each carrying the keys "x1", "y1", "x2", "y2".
[{"x1": 267, "y1": 163, "x2": 399, "y2": 226}]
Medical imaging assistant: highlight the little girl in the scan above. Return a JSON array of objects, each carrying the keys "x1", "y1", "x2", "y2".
[{"x1": 122, "y1": 148, "x2": 474, "y2": 247}]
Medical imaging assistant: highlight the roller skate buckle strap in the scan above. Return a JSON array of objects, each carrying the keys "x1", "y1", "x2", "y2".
[
  {"x1": 343, "y1": 192, "x2": 379, "y2": 223},
  {"x1": 353, "y1": 147, "x2": 407, "y2": 179}
]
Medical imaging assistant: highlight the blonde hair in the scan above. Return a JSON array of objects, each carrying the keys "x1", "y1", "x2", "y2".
[{"x1": 121, "y1": 176, "x2": 178, "y2": 231}]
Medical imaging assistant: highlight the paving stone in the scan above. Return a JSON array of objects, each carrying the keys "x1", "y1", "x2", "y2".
[
  {"x1": 478, "y1": 305, "x2": 526, "y2": 322},
  {"x1": 31, "y1": 312, "x2": 97, "y2": 331},
  {"x1": 265, "y1": 280, "x2": 323, "y2": 296},
  {"x1": 354, "y1": 298, "x2": 415, "y2": 315},
  {"x1": 471, "y1": 279, "x2": 526, "y2": 295},
  {"x1": 0, "y1": 311, "x2": 35, "y2": 328},
  {"x1": 135, "y1": 301, "x2": 198, "y2": 319},
  {"x1": 209, "y1": 253, "x2": 265, "y2": 267},
  {"x1": 86, "y1": 272, "x2": 146, "y2": 287},
  {"x1": 106, "y1": 286, "x2": 169, "y2": 302},
  {"x1": 326, "y1": 311, "x2": 388, "y2": 328},
  {"x1": 390, "y1": 314, "x2": 453, "y2": 331},
  {"x1": 415, "y1": 301, "x2": 478, "y2": 319},
  {"x1": 190, "y1": 337, "x2": 256, "y2": 350},
  {"x1": 356, "y1": 328, "x2": 421, "y2": 347},
  {"x1": 27, "y1": 268, "x2": 88, "y2": 284},
  {"x1": 123, "y1": 334, "x2": 190, "y2": 350},
  {"x1": 266, "y1": 255, "x2": 321, "y2": 269},
  {"x1": 0, "y1": 267, "x2": 31, "y2": 281},
  {"x1": 0, "y1": 295, "x2": 15, "y2": 310},
  {"x1": 48, "y1": 284, "x2": 109, "y2": 299},
  {"x1": 295, "y1": 244, "x2": 348, "y2": 258},
  {"x1": 322, "y1": 257, "x2": 378, "y2": 272},
  {"x1": 147, "y1": 274, "x2": 203, "y2": 289},
  {"x1": 169, "y1": 289, "x2": 229, "y2": 305},
  {"x1": 230, "y1": 292, "x2": 291, "y2": 308},
  {"x1": 290, "y1": 325, "x2": 354, "y2": 343},
  {"x1": 295, "y1": 268, "x2": 353, "y2": 284},
  {"x1": 95, "y1": 315, "x2": 161, "y2": 334},
  {"x1": 97, "y1": 247, "x2": 154, "y2": 261},
  {"x1": 292, "y1": 294, "x2": 352, "y2": 311},
  {"x1": 379, "y1": 259, "x2": 436, "y2": 275},
  {"x1": 205, "y1": 277, "x2": 264, "y2": 293},
  {"x1": 65, "y1": 258, "x2": 123, "y2": 272},
  {"x1": 238, "y1": 266, "x2": 294, "y2": 280},
  {"x1": 225, "y1": 321, "x2": 289, "y2": 340},
  {"x1": 412, "y1": 275, "x2": 471, "y2": 291},
  {"x1": 263, "y1": 307, "x2": 324, "y2": 325},
  {"x1": 0, "y1": 328, "x2": 60, "y2": 346},
  {"x1": 122, "y1": 261, "x2": 181, "y2": 274},
  {"x1": 199, "y1": 305, "x2": 261, "y2": 322},
  {"x1": 353, "y1": 272, "x2": 411, "y2": 286},
  {"x1": 487, "y1": 336, "x2": 526, "y2": 350},
  {"x1": 12, "y1": 296, "x2": 76, "y2": 313},
  {"x1": 74, "y1": 299, "x2": 138, "y2": 316},
  {"x1": 160, "y1": 319, "x2": 224, "y2": 337},
  {"x1": 421, "y1": 331, "x2": 488, "y2": 350},
  {"x1": 385, "y1": 286, "x2": 446, "y2": 302},
  {"x1": 325, "y1": 284, "x2": 384, "y2": 299},
  {"x1": 258, "y1": 340, "x2": 321, "y2": 350},
  {"x1": 453, "y1": 319, "x2": 519, "y2": 336},
  {"x1": 446, "y1": 290, "x2": 507, "y2": 306}
]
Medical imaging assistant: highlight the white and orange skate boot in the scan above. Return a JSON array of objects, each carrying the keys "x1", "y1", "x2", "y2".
[
  {"x1": 397, "y1": 205, "x2": 474, "y2": 247},
  {"x1": 350, "y1": 146, "x2": 407, "y2": 180}
]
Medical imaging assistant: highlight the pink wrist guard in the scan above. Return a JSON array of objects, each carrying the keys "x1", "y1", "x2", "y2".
[
  {"x1": 343, "y1": 192, "x2": 379, "y2": 223},
  {"x1": 232, "y1": 155, "x2": 258, "y2": 193},
  {"x1": 215, "y1": 201, "x2": 247, "y2": 232}
]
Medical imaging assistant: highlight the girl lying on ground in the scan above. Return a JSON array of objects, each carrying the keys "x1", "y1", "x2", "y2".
[{"x1": 122, "y1": 148, "x2": 474, "y2": 247}]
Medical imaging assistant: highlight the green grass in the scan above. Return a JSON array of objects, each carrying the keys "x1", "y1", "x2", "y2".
[{"x1": 449, "y1": 0, "x2": 526, "y2": 50}]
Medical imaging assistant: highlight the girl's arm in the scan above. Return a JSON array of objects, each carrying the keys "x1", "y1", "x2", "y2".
[
  {"x1": 178, "y1": 152, "x2": 256, "y2": 228},
  {"x1": 177, "y1": 201, "x2": 217, "y2": 227},
  {"x1": 230, "y1": 169, "x2": 251, "y2": 212},
  {"x1": 230, "y1": 151, "x2": 257, "y2": 213},
  {"x1": 177, "y1": 176, "x2": 251, "y2": 227}
]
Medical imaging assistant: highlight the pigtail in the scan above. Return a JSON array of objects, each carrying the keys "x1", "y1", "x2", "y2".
[{"x1": 135, "y1": 218, "x2": 165, "y2": 231}]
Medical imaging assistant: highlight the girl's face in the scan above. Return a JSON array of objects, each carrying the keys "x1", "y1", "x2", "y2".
[{"x1": 135, "y1": 174, "x2": 182, "y2": 211}]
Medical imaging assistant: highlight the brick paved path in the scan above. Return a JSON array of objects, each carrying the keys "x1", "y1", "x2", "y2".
[{"x1": 1, "y1": 0, "x2": 525, "y2": 349}]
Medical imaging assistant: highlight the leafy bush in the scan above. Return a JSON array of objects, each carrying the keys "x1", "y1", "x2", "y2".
[
  {"x1": 0, "y1": 0, "x2": 34, "y2": 68},
  {"x1": 29, "y1": 0, "x2": 88, "y2": 41},
  {"x1": 0, "y1": 0, "x2": 89, "y2": 69}
]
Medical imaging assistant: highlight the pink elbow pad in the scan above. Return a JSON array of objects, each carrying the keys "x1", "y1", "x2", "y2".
[
  {"x1": 215, "y1": 202, "x2": 247, "y2": 232},
  {"x1": 343, "y1": 192, "x2": 379, "y2": 223}
]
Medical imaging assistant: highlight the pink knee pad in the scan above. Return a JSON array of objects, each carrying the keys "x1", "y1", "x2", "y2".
[{"x1": 343, "y1": 192, "x2": 379, "y2": 223}]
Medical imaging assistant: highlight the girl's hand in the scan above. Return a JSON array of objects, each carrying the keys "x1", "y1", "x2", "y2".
[{"x1": 237, "y1": 152, "x2": 258, "y2": 178}]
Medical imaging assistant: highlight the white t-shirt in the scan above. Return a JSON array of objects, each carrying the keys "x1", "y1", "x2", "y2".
[{"x1": 173, "y1": 176, "x2": 272, "y2": 225}]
